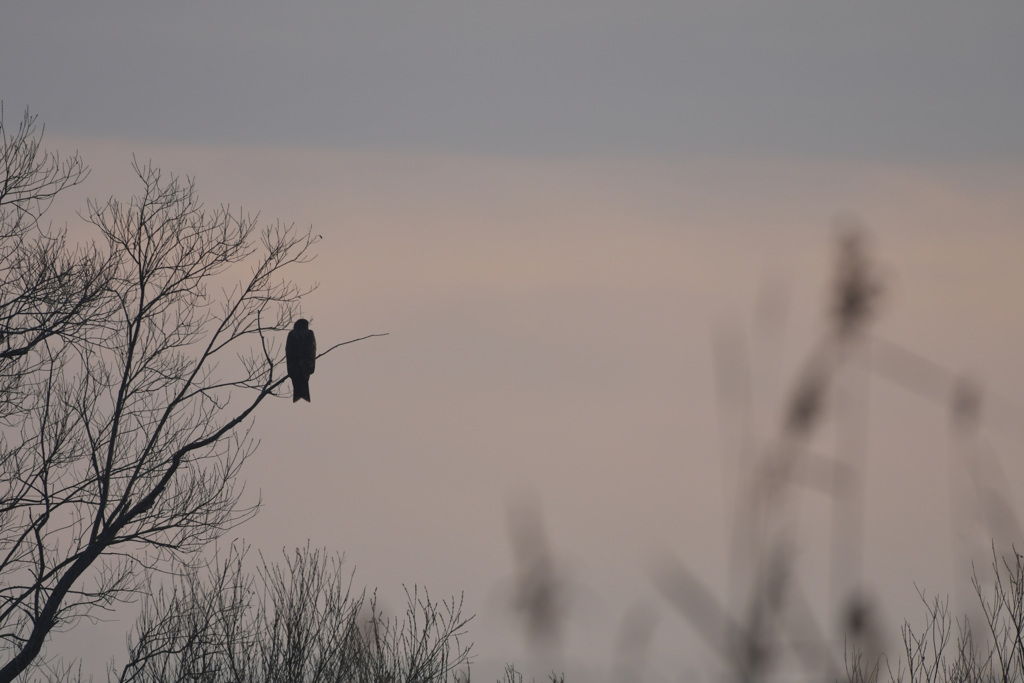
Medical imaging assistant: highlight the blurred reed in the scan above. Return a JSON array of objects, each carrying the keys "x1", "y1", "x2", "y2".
[{"x1": 499, "y1": 224, "x2": 1023, "y2": 683}]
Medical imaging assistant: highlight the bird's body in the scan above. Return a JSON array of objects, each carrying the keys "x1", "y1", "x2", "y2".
[{"x1": 286, "y1": 319, "x2": 316, "y2": 402}]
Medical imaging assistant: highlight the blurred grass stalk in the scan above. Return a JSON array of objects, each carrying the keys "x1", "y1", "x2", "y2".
[{"x1": 654, "y1": 225, "x2": 1023, "y2": 683}]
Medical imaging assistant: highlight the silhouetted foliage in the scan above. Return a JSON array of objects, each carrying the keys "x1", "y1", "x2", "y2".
[
  {"x1": 109, "y1": 544, "x2": 472, "y2": 683},
  {"x1": 0, "y1": 108, "x2": 320, "y2": 681}
]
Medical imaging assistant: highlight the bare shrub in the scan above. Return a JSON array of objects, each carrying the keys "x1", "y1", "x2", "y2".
[{"x1": 111, "y1": 543, "x2": 473, "y2": 683}]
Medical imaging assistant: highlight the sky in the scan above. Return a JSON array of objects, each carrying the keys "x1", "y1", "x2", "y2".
[{"x1": 3, "y1": 2, "x2": 1024, "y2": 681}]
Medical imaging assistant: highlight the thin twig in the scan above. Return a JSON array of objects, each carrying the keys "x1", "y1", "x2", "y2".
[{"x1": 317, "y1": 333, "x2": 389, "y2": 358}]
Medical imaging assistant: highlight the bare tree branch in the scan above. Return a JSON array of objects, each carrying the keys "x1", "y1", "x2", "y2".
[{"x1": 0, "y1": 110, "x2": 379, "y2": 681}]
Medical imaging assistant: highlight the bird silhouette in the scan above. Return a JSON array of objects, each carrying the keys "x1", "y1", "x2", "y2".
[{"x1": 286, "y1": 318, "x2": 316, "y2": 402}]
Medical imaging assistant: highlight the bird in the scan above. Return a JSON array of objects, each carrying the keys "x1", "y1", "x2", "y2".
[{"x1": 285, "y1": 318, "x2": 316, "y2": 402}]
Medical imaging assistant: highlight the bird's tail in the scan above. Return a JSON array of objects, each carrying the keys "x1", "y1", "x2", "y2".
[{"x1": 291, "y1": 377, "x2": 311, "y2": 402}]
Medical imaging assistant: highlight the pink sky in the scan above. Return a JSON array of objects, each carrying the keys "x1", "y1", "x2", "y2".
[
  {"x1": 44, "y1": 136, "x2": 1024, "y2": 680},
  {"x1": 6, "y1": 2, "x2": 1023, "y2": 678}
]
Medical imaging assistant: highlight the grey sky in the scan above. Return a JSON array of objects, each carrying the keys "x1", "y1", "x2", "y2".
[
  {"x1": 4, "y1": 3, "x2": 1024, "y2": 681},
  {"x1": 4, "y1": 1, "x2": 1023, "y2": 160}
]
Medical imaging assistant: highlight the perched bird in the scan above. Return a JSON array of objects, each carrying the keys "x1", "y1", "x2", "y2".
[{"x1": 286, "y1": 319, "x2": 316, "y2": 402}]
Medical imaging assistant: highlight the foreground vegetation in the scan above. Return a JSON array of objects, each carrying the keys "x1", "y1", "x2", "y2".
[
  {"x1": 3, "y1": 106, "x2": 1020, "y2": 682},
  {"x1": 86, "y1": 547, "x2": 1024, "y2": 683}
]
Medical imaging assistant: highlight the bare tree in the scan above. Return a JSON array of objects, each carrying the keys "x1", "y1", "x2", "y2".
[
  {"x1": 0, "y1": 108, "x2": 326, "y2": 681},
  {"x1": 0, "y1": 107, "x2": 110, "y2": 412},
  {"x1": 110, "y1": 543, "x2": 472, "y2": 683}
]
